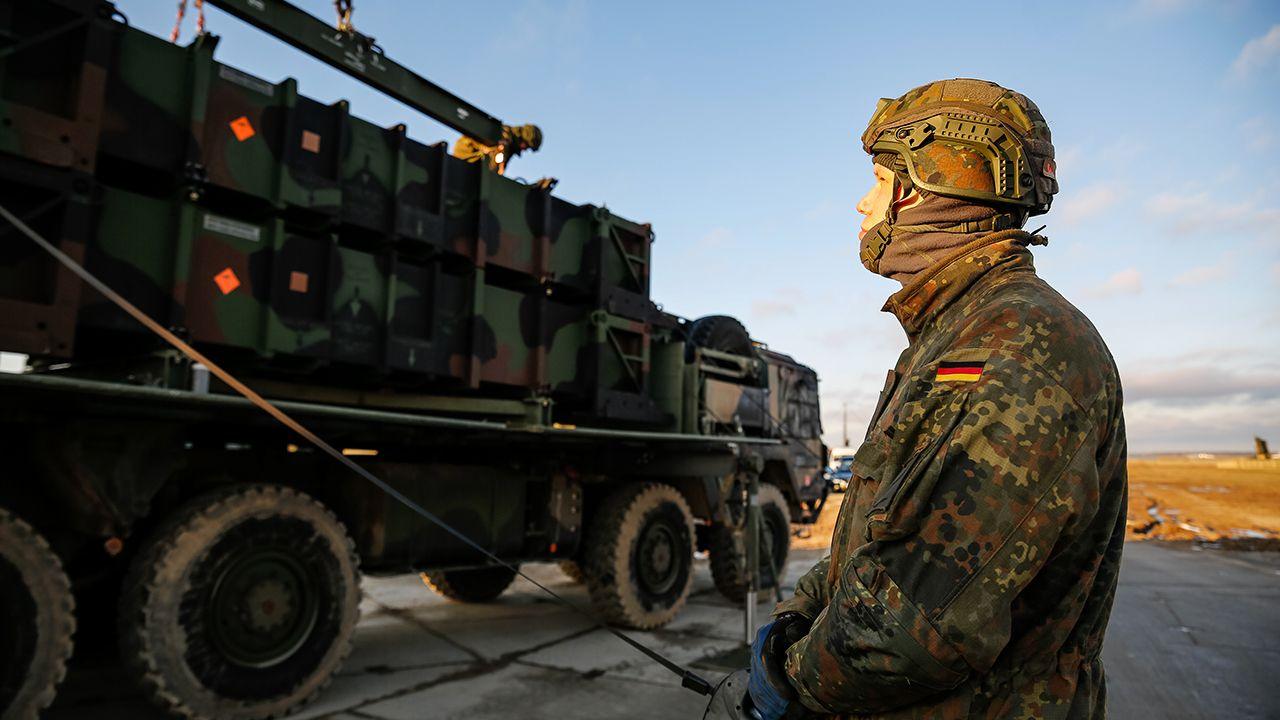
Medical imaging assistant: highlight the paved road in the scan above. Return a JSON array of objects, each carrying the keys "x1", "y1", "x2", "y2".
[
  {"x1": 1102, "y1": 542, "x2": 1280, "y2": 720},
  {"x1": 49, "y1": 542, "x2": 1280, "y2": 719}
]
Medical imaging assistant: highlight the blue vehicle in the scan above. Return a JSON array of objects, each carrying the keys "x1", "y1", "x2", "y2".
[{"x1": 828, "y1": 452, "x2": 855, "y2": 492}]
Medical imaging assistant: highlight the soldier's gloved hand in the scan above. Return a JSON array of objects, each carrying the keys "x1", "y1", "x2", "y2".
[{"x1": 748, "y1": 613, "x2": 812, "y2": 720}]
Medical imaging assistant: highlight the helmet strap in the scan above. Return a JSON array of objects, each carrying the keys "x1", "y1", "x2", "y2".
[
  {"x1": 859, "y1": 173, "x2": 908, "y2": 273},
  {"x1": 859, "y1": 219, "x2": 893, "y2": 272},
  {"x1": 892, "y1": 212, "x2": 1022, "y2": 234}
]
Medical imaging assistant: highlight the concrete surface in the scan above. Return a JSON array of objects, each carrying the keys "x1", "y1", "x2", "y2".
[
  {"x1": 48, "y1": 543, "x2": 1280, "y2": 719},
  {"x1": 1102, "y1": 542, "x2": 1280, "y2": 720}
]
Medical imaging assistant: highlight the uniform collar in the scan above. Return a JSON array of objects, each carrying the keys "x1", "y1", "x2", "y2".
[{"x1": 881, "y1": 229, "x2": 1038, "y2": 336}]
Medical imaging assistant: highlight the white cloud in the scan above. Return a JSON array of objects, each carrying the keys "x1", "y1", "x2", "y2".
[
  {"x1": 1230, "y1": 24, "x2": 1280, "y2": 79},
  {"x1": 1056, "y1": 183, "x2": 1121, "y2": 225},
  {"x1": 1052, "y1": 145, "x2": 1083, "y2": 181},
  {"x1": 1125, "y1": 395, "x2": 1280, "y2": 453},
  {"x1": 1241, "y1": 116, "x2": 1275, "y2": 152},
  {"x1": 1123, "y1": 364, "x2": 1280, "y2": 402},
  {"x1": 1121, "y1": 355, "x2": 1280, "y2": 452},
  {"x1": 1168, "y1": 255, "x2": 1231, "y2": 287},
  {"x1": 693, "y1": 227, "x2": 731, "y2": 249},
  {"x1": 1087, "y1": 267, "x2": 1143, "y2": 298},
  {"x1": 1272, "y1": 262, "x2": 1280, "y2": 285},
  {"x1": 1145, "y1": 190, "x2": 1280, "y2": 236},
  {"x1": 802, "y1": 198, "x2": 844, "y2": 222},
  {"x1": 1133, "y1": 0, "x2": 1198, "y2": 16},
  {"x1": 494, "y1": 0, "x2": 588, "y2": 60},
  {"x1": 751, "y1": 298, "x2": 797, "y2": 319}
]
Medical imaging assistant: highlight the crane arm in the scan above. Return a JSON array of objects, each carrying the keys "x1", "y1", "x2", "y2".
[{"x1": 203, "y1": 0, "x2": 525, "y2": 149}]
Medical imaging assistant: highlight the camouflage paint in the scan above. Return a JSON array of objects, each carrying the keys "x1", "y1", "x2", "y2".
[
  {"x1": 0, "y1": 0, "x2": 111, "y2": 172},
  {"x1": 0, "y1": 5, "x2": 812, "y2": 443},
  {"x1": 861, "y1": 78, "x2": 1057, "y2": 214},
  {"x1": 13, "y1": 12, "x2": 656, "y2": 314},
  {"x1": 0, "y1": 159, "x2": 92, "y2": 357},
  {"x1": 84, "y1": 186, "x2": 659, "y2": 410},
  {"x1": 774, "y1": 231, "x2": 1126, "y2": 719},
  {"x1": 699, "y1": 350, "x2": 827, "y2": 507}
]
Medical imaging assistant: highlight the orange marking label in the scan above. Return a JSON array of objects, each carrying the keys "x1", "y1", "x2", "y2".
[
  {"x1": 289, "y1": 271, "x2": 309, "y2": 293},
  {"x1": 300, "y1": 130, "x2": 321, "y2": 153},
  {"x1": 214, "y1": 267, "x2": 241, "y2": 295},
  {"x1": 229, "y1": 116, "x2": 256, "y2": 142}
]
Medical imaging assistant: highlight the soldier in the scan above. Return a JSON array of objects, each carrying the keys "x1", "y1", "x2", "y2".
[
  {"x1": 451, "y1": 123, "x2": 542, "y2": 175},
  {"x1": 745, "y1": 78, "x2": 1128, "y2": 718}
]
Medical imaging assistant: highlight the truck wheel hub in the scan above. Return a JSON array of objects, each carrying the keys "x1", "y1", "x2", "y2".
[
  {"x1": 638, "y1": 522, "x2": 679, "y2": 594},
  {"x1": 207, "y1": 548, "x2": 316, "y2": 668}
]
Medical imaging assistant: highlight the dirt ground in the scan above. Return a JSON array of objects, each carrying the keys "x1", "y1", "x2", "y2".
[
  {"x1": 793, "y1": 458, "x2": 1280, "y2": 550},
  {"x1": 793, "y1": 493, "x2": 842, "y2": 550},
  {"x1": 1126, "y1": 458, "x2": 1280, "y2": 544}
]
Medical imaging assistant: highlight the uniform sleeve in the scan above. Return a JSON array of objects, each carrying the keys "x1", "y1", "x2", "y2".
[
  {"x1": 783, "y1": 350, "x2": 1099, "y2": 715},
  {"x1": 772, "y1": 554, "x2": 831, "y2": 620}
]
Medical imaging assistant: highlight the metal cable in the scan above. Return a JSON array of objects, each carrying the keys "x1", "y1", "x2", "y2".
[{"x1": 0, "y1": 202, "x2": 715, "y2": 697}]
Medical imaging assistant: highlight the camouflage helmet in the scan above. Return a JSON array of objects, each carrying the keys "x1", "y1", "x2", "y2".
[
  {"x1": 503, "y1": 123, "x2": 543, "y2": 153},
  {"x1": 861, "y1": 78, "x2": 1058, "y2": 216}
]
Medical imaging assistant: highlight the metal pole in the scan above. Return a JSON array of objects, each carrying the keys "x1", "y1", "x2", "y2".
[
  {"x1": 744, "y1": 471, "x2": 760, "y2": 643},
  {"x1": 842, "y1": 401, "x2": 849, "y2": 447}
]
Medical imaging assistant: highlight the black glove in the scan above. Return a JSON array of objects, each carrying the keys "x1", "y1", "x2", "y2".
[
  {"x1": 748, "y1": 612, "x2": 814, "y2": 719},
  {"x1": 765, "y1": 612, "x2": 812, "y2": 683}
]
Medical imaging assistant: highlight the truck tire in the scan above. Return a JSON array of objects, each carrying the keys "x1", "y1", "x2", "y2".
[
  {"x1": 0, "y1": 509, "x2": 75, "y2": 720},
  {"x1": 118, "y1": 485, "x2": 360, "y2": 720},
  {"x1": 684, "y1": 315, "x2": 755, "y2": 362},
  {"x1": 557, "y1": 560, "x2": 586, "y2": 584},
  {"x1": 421, "y1": 566, "x2": 518, "y2": 602},
  {"x1": 708, "y1": 484, "x2": 792, "y2": 604},
  {"x1": 584, "y1": 483, "x2": 695, "y2": 630}
]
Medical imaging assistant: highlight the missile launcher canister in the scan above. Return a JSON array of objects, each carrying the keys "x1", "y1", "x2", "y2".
[{"x1": 0, "y1": 2, "x2": 827, "y2": 718}]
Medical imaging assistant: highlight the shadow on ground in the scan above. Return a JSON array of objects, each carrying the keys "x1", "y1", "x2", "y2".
[{"x1": 48, "y1": 544, "x2": 1280, "y2": 719}]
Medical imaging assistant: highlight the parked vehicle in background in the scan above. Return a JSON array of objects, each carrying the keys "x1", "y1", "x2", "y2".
[{"x1": 828, "y1": 448, "x2": 857, "y2": 492}]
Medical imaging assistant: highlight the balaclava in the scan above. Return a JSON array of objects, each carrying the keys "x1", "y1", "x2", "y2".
[{"x1": 861, "y1": 152, "x2": 1025, "y2": 285}]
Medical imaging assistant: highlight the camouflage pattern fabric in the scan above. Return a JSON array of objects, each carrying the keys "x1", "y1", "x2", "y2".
[
  {"x1": 860, "y1": 78, "x2": 1058, "y2": 215},
  {"x1": 857, "y1": 79, "x2": 1055, "y2": 280},
  {"x1": 774, "y1": 229, "x2": 1127, "y2": 718}
]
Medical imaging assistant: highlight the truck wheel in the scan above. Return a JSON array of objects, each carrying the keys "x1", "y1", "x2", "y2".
[
  {"x1": 558, "y1": 560, "x2": 586, "y2": 584},
  {"x1": 0, "y1": 509, "x2": 75, "y2": 720},
  {"x1": 118, "y1": 485, "x2": 360, "y2": 720},
  {"x1": 709, "y1": 484, "x2": 792, "y2": 604},
  {"x1": 421, "y1": 566, "x2": 518, "y2": 602},
  {"x1": 584, "y1": 483, "x2": 695, "y2": 630},
  {"x1": 684, "y1": 315, "x2": 755, "y2": 362}
]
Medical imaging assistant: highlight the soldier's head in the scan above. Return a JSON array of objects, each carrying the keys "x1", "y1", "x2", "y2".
[
  {"x1": 855, "y1": 159, "x2": 921, "y2": 243},
  {"x1": 855, "y1": 78, "x2": 1059, "y2": 279},
  {"x1": 504, "y1": 123, "x2": 543, "y2": 154}
]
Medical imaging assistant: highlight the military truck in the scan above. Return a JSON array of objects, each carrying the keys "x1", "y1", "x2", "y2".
[{"x1": 0, "y1": 1, "x2": 825, "y2": 718}]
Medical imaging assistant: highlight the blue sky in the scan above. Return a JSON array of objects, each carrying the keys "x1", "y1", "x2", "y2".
[{"x1": 113, "y1": 0, "x2": 1279, "y2": 453}]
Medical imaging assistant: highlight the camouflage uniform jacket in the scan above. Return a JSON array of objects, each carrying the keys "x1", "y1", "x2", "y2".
[{"x1": 774, "y1": 229, "x2": 1127, "y2": 718}]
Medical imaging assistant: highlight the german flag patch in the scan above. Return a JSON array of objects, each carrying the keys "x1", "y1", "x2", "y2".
[{"x1": 935, "y1": 361, "x2": 984, "y2": 383}]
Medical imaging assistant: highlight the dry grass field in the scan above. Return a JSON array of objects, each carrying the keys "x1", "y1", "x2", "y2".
[
  {"x1": 1126, "y1": 457, "x2": 1280, "y2": 543},
  {"x1": 794, "y1": 458, "x2": 1280, "y2": 551}
]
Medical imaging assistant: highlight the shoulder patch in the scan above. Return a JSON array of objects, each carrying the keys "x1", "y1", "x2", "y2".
[{"x1": 935, "y1": 360, "x2": 985, "y2": 383}]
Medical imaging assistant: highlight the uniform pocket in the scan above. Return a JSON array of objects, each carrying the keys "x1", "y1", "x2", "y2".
[
  {"x1": 864, "y1": 369, "x2": 899, "y2": 441},
  {"x1": 850, "y1": 432, "x2": 891, "y2": 481},
  {"x1": 865, "y1": 392, "x2": 969, "y2": 542},
  {"x1": 825, "y1": 434, "x2": 892, "y2": 564}
]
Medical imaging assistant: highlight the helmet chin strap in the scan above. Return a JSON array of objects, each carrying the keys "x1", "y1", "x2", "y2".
[{"x1": 859, "y1": 173, "x2": 909, "y2": 273}]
